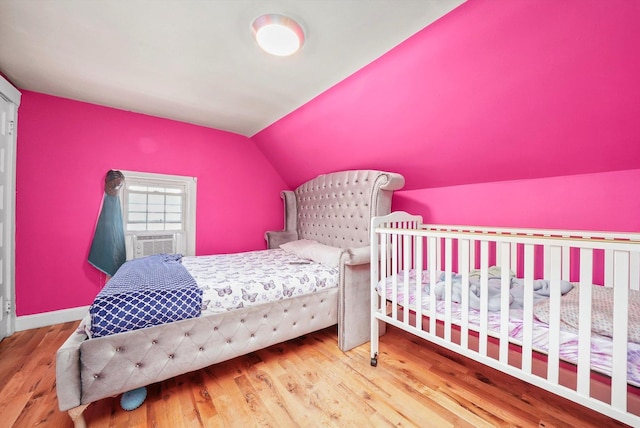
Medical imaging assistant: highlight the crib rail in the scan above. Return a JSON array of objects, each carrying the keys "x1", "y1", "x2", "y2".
[{"x1": 370, "y1": 211, "x2": 640, "y2": 426}]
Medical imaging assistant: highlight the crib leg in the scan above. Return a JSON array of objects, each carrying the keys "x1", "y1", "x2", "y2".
[
  {"x1": 68, "y1": 404, "x2": 89, "y2": 428},
  {"x1": 371, "y1": 352, "x2": 378, "y2": 367}
]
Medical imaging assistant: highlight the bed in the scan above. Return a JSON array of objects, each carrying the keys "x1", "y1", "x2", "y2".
[
  {"x1": 370, "y1": 211, "x2": 640, "y2": 427},
  {"x1": 56, "y1": 169, "x2": 404, "y2": 427}
]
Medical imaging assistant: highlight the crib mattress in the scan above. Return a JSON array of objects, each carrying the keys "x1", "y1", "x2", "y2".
[{"x1": 378, "y1": 271, "x2": 640, "y2": 387}]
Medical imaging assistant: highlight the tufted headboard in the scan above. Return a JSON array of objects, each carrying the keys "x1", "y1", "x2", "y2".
[
  {"x1": 265, "y1": 170, "x2": 405, "y2": 351},
  {"x1": 265, "y1": 170, "x2": 405, "y2": 250}
]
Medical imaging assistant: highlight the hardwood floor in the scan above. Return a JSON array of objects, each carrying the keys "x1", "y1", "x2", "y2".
[{"x1": 0, "y1": 321, "x2": 629, "y2": 427}]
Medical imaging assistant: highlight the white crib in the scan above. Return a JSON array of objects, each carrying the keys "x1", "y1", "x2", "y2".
[{"x1": 370, "y1": 211, "x2": 640, "y2": 426}]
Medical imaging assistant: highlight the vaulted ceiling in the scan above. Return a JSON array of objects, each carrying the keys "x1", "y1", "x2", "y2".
[{"x1": 0, "y1": 0, "x2": 464, "y2": 137}]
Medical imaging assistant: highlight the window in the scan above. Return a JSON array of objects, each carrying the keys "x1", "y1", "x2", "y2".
[
  {"x1": 120, "y1": 171, "x2": 196, "y2": 259},
  {"x1": 126, "y1": 184, "x2": 184, "y2": 232}
]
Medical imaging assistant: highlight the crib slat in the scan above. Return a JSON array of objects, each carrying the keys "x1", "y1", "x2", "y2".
[
  {"x1": 391, "y1": 233, "x2": 398, "y2": 320},
  {"x1": 379, "y1": 233, "x2": 387, "y2": 319},
  {"x1": 510, "y1": 242, "x2": 518, "y2": 276},
  {"x1": 611, "y1": 250, "x2": 629, "y2": 411},
  {"x1": 577, "y1": 248, "x2": 593, "y2": 397},
  {"x1": 459, "y1": 238, "x2": 470, "y2": 350},
  {"x1": 444, "y1": 238, "x2": 453, "y2": 342},
  {"x1": 547, "y1": 245, "x2": 562, "y2": 384},
  {"x1": 428, "y1": 236, "x2": 438, "y2": 334},
  {"x1": 479, "y1": 240, "x2": 489, "y2": 357},
  {"x1": 402, "y1": 235, "x2": 411, "y2": 324},
  {"x1": 415, "y1": 236, "x2": 424, "y2": 329},
  {"x1": 499, "y1": 243, "x2": 511, "y2": 364},
  {"x1": 370, "y1": 225, "x2": 380, "y2": 361},
  {"x1": 605, "y1": 249, "x2": 614, "y2": 288},
  {"x1": 522, "y1": 244, "x2": 535, "y2": 374}
]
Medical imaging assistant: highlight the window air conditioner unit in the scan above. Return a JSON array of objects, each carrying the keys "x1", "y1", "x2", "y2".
[{"x1": 133, "y1": 234, "x2": 176, "y2": 258}]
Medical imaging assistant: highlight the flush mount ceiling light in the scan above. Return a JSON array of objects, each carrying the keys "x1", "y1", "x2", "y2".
[{"x1": 252, "y1": 14, "x2": 304, "y2": 57}]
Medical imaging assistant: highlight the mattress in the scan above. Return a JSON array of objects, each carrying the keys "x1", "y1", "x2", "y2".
[
  {"x1": 377, "y1": 270, "x2": 640, "y2": 386},
  {"x1": 182, "y1": 248, "x2": 339, "y2": 313},
  {"x1": 86, "y1": 249, "x2": 339, "y2": 337}
]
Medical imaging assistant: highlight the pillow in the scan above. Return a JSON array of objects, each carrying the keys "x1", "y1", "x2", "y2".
[
  {"x1": 280, "y1": 239, "x2": 343, "y2": 268},
  {"x1": 279, "y1": 239, "x2": 318, "y2": 254}
]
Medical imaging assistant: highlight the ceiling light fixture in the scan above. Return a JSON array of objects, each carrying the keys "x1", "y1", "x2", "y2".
[{"x1": 252, "y1": 14, "x2": 304, "y2": 57}]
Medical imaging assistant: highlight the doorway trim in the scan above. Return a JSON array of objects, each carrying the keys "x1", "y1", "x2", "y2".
[{"x1": 0, "y1": 75, "x2": 21, "y2": 339}]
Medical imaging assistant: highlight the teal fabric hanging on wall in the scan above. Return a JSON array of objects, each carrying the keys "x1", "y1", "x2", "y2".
[{"x1": 88, "y1": 170, "x2": 126, "y2": 276}]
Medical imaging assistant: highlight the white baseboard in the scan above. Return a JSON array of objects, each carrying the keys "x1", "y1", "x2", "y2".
[{"x1": 15, "y1": 306, "x2": 89, "y2": 331}]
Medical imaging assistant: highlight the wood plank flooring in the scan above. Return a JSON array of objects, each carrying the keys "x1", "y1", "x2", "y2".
[{"x1": 0, "y1": 321, "x2": 630, "y2": 427}]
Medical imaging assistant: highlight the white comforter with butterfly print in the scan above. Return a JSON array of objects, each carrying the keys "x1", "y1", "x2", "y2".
[{"x1": 181, "y1": 249, "x2": 339, "y2": 313}]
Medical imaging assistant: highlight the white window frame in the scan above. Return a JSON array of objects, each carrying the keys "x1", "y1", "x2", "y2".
[{"x1": 120, "y1": 170, "x2": 197, "y2": 259}]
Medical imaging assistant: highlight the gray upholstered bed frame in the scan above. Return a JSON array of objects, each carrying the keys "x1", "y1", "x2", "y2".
[{"x1": 56, "y1": 170, "x2": 404, "y2": 427}]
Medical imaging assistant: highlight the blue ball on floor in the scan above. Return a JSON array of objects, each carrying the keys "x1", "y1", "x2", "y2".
[{"x1": 120, "y1": 386, "x2": 147, "y2": 411}]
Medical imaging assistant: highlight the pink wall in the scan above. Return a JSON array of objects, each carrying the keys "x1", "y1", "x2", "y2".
[
  {"x1": 15, "y1": 0, "x2": 640, "y2": 317},
  {"x1": 394, "y1": 168, "x2": 640, "y2": 284},
  {"x1": 253, "y1": 0, "x2": 640, "y2": 191},
  {"x1": 16, "y1": 91, "x2": 287, "y2": 316},
  {"x1": 393, "y1": 169, "x2": 640, "y2": 232}
]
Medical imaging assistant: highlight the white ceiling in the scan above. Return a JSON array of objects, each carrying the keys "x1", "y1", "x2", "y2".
[{"x1": 0, "y1": 0, "x2": 464, "y2": 137}]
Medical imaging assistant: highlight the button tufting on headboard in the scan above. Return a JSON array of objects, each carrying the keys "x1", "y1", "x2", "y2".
[{"x1": 294, "y1": 170, "x2": 404, "y2": 248}]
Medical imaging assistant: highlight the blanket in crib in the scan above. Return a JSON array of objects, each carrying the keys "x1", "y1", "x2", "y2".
[
  {"x1": 393, "y1": 267, "x2": 573, "y2": 312},
  {"x1": 89, "y1": 253, "x2": 202, "y2": 338}
]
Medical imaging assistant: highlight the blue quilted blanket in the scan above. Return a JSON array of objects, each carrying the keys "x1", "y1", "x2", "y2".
[{"x1": 89, "y1": 253, "x2": 202, "y2": 338}]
